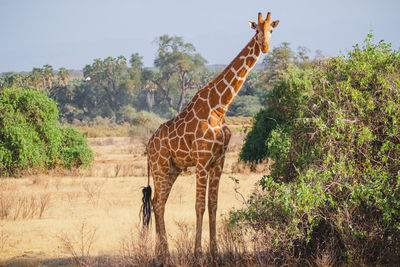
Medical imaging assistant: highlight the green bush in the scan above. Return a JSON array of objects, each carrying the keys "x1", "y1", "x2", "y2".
[
  {"x1": 58, "y1": 127, "x2": 93, "y2": 168},
  {"x1": 233, "y1": 34, "x2": 400, "y2": 264},
  {"x1": 240, "y1": 65, "x2": 313, "y2": 164},
  {"x1": 0, "y1": 87, "x2": 93, "y2": 176}
]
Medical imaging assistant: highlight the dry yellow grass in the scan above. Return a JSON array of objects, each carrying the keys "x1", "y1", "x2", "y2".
[{"x1": 0, "y1": 132, "x2": 269, "y2": 265}]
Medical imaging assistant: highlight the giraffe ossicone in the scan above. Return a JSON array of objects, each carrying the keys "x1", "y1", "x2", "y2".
[{"x1": 141, "y1": 11, "x2": 279, "y2": 260}]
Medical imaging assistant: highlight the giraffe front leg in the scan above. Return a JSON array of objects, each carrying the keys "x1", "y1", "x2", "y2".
[
  {"x1": 208, "y1": 157, "x2": 224, "y2": 260},
  {"x1": 194, "y1": 165, "x2": 208, "y2": 258}
]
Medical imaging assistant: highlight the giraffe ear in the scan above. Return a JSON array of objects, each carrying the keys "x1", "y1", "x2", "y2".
[
  {"x1": 271, "y1": 20, "x2": 280, "y2": 28},
  {"x1": 248, "y1": 21, "x2": 257, "y2": 30}
]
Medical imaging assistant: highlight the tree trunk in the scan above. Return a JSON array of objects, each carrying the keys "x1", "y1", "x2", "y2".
[
  {"x1": 176, "y1": 88, "x2": 187, "y2": 113},
  {"x1": 146, "y1": 91, "x2": 154, "y2": 111},
  {"x1": 176, "y1": 72, "x2": 188, "y2": 113}
]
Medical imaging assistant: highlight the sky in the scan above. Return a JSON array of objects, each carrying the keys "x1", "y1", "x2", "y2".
[{"x1": 1, "y1": 0, "x2": 399, "y2": 72}]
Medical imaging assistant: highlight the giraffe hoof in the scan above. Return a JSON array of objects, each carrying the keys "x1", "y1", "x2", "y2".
[
  {"x1": 152, "y1": 257, "x2": 168, "y2": 267},
  {"x1": 152, "y1": 258, "x2": 160, "y2": 266}
]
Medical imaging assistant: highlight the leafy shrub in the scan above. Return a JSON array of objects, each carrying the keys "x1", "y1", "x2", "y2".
[
  {"x1": 233, "y1": 34, "x2": 400, "y2": 264},
  {"x1": 240, "y1": 65, "x2": 313, "y2": 164},
  {"x1": 0, "y1": 87, "x2": 93, "y2": 176},
  {"x1": 59, "y1": 127, "x2": 93, "y2": 168}
]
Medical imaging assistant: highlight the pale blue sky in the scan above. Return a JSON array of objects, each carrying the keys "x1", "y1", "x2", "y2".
[{"x1": 1, "y1": 0, "x2": 399, "y2": 72}]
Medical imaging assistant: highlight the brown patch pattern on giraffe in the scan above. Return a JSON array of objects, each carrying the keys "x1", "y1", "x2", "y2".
[{"x1": 145, "y1": 11, "x2": 279, "y2": 261}]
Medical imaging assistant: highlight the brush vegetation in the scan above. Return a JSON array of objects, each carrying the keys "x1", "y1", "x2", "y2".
[
  {"x1": 0, "y1": 87, "x2": 93, "y2": 176},
  {"x1": 235, "y1": 34, "x2": 400, "y2": 264}
]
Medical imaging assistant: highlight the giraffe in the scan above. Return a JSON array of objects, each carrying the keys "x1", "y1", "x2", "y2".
[{"x1": 142, "y1": 11, "x2": 279, "y2": 259}]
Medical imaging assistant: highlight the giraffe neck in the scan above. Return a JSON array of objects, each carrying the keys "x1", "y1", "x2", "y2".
[{"x1": 208, "y1": 35, "x2": 261, "y2": 117}]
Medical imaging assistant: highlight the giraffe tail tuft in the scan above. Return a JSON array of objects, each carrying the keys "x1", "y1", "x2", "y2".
[
  {"x1": 140, "y1": 153, "x2": 152, "y2": 227},
  {"x1": 140, "y1": 185, "x2": 152, "y2": 227}
]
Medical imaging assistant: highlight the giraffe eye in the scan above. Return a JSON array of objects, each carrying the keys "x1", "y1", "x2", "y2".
[{"x1": 270, "y1": 30, "x2": 273, "y2": 33}]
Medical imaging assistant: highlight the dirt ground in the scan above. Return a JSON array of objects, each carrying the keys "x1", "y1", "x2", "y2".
[{"x1": 0, "y1": 134, "x2": 269, "y2": 265}]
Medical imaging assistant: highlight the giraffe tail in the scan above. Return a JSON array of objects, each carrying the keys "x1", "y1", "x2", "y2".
[{"x1": 140, "y1": 161, "x2": 152, "y2": 227}]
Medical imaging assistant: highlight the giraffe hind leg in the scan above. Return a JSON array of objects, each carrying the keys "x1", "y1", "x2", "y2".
[
  {"x1": 153, "y1": 161, "x2": 181, "y2": 260},
  {"x1": 194, "y1": 163, "x2": 209, "y2": 258}
]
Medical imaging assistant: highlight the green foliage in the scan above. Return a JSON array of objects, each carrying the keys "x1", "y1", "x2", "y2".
[
  {"x1": 227, "y1": 95, "x2": 262, "y2": 117},
  {"x1": 238, "y1": 109, "x2": 277, "y2": 163},
  {"x1": 117, "y1": 105, "x2": 138, "y2": 123},
  {"x1": 154, "y1": 35, "x2": 207, "y2": 113},
  {"x1": 240, "y1": 65, "x2": 313, "y2": 164},
  {"x1": 0, "y1": 65, "x2": 59, "y2": 91},
  {"x1": 0, "y1": 87, "x2": 93, "y2": 176},
  {"x1": 4, "y1": 37, "x2": 320, "y2": 125},
  {"x1": 58, "y1": 127, "x2": 94, "y2": 169},
  {"x1": 234, "y1": 34, "x2": 400, "y2": 263},
  {"x1": 0, "y1": 40, "x2": 311, "y2": 123},
  {"x1": 83, "y1": 56, "x2": 129, "y2": 116}
]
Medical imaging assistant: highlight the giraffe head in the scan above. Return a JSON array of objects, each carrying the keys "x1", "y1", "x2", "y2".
[{"x1": 249, "y1": 12, "x2": 279, "y2": 53}]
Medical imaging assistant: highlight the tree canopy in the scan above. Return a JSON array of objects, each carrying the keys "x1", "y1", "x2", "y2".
[{"x1": 0, "y1": 37, "x2": 317, "y2": 123}]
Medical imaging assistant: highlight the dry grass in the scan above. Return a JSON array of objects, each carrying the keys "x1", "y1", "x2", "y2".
[
  {"x1": 0, "y1": 128, "x2": 270, "y2": 266},
  {"x1": 119, "y1": 227, "x2": 155, "y2": 266},
  {"x1": 74, "y1": 123, "x2": 131, "y2": 138},
  {"x1": 0, "y1": 182, "x2": 51, "y2": 220},
  {"x1": 0, "y1": 224, "x2": 9, "y2": 252},
  {"x1": 57, "y1": 221, "x2": 97, "y2": 266}
]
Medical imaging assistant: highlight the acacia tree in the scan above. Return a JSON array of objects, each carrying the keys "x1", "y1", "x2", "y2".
[{"x1": 154, "y1": 35, "x2": 206, "y2": 113}]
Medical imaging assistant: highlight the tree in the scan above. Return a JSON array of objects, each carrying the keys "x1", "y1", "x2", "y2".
[
  {"x1": 296, "y1": 45, "x2": 311, "y2": 62},
  {"x1": 0, "y1": 73, "x2": 24, "y2": 89},
  {"x1": 27, "y1": 67, "x2": 45, "y2": 90},
  {"x1": 130, "y1": 52, "x2": 144, "y2": 69},
  {"x1": 67, "y1": 78, "x2": 96, "y2": 121},
  {"x1": 261, "y1": 42, "x2": 296, "y2": 88},
  {"x1": 154, "y1": 35, "x2": 206, "y2": 113},
  {"x1": 227, "y1": 95, "x2": 262, "y2": 116},
  {"x1": 57, "y1": 67, "x2": 69, "y2": 87},
  {"x1": 48, "y1": 68, "x2": 75, "y2": 121},
  {"x1": 123, "y1": 52, "x2": 158, "y2": 112},
  {"x1": 49, "y1": 67, "x2": 70, "y2": 98},
  {"x1": 42, "y1": 64, "x2": 54, "y2": 89},
  {"x1": 141, "y1": 69, "x2": 157, "y2": 111},
  {"x1": 83, "y1": 56, "x2": 128, "y2": 117}
]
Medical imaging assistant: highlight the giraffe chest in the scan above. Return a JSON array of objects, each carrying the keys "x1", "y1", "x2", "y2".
[{"x1": 169, "y1": 121, "x2": 229, "y2": 168}]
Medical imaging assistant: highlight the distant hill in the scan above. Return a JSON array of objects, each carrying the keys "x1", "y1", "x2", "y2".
[
  {"x1": 0, "y1": 69, "x2": 83, "y2": 79},
  {"x1": 67, "y1": 69, "x2": 84, "y2": 79},
  {"x1": 0, "y1": 63, "x2": 264, "y2": 78}
]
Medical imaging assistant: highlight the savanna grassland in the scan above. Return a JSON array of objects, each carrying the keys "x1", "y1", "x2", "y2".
[
  {"x1": 0, "y1": 122, "x2": 268, "y2": 266},
  {"x1": 2, "y1": 34, "x2": 399, "y2": 266}
]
